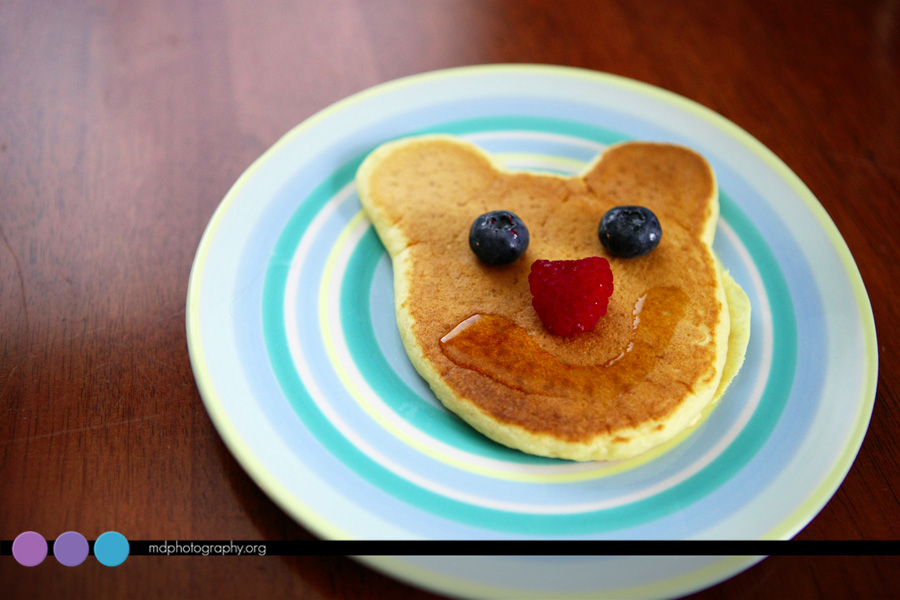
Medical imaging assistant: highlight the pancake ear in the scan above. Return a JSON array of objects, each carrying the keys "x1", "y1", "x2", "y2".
[
  {"x1": 356, "y1": 135, "x2": 500, "y2": 254},
  {"x1": 583, "y1": 142, "x2": 719, "y2": 245}
]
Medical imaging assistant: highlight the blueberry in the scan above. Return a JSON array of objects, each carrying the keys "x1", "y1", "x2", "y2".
[
  {"x1": 469, "y1": 210, "x2": 530, "y2": 265},
  {"x1": 598, "y1": 206, "x2": 662, "y2": 258}
]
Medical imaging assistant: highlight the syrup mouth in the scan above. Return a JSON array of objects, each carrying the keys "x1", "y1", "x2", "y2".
[
  {"x1": 440, "y1": 315, "x2": 484, "y2": 344},
  {"x1": 439, "y1": 287, "x2": 687, "y2": 400},
  {"x1": 605, "y1": 292, "x2": 647, "y2": 367}
]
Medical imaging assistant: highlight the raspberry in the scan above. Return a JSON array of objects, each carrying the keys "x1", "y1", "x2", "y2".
[{"x1": 528, "y1": 257, "x2": 614, "y2": 336}]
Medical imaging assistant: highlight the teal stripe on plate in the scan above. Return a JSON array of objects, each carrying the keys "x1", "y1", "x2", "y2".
[{"x1": 417, "y1": 115, "x2": 631, "y2": 144}]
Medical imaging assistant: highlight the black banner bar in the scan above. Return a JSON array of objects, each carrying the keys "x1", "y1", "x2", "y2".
[{"x1": 1, "y1": 540, "x2": 896, "y2": 556}]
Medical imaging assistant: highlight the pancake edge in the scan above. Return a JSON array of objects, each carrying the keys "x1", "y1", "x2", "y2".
[{"x1": 357, "y1": 134, "x2": 748, "y2": 461}]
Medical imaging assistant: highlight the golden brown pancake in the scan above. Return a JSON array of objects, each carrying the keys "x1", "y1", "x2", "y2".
[{"x1": 356, "y1": 135, "x2": 749, "y2": 461}]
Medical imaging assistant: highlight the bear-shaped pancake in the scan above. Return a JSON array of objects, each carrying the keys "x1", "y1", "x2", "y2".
[{"x1": 356, "y1": 135, "x2": 749, "y2": 461}]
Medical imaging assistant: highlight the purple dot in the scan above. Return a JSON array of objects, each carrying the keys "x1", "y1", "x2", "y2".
[
  {"x1": 54, "y1": 531, "x2": 89, "y2": 567},
  {"x1": 12, "y1": 532, "x2": 48, "y2": 567}
]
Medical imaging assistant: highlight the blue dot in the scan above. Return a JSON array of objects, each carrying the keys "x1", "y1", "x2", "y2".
[{"x1": 94, "y1": 531, "x2": 129, "y2": 567}]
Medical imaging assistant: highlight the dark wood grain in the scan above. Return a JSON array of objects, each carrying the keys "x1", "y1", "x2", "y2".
[{"x1": 1, "y1": 0, "x2": 898, "y2": 597}]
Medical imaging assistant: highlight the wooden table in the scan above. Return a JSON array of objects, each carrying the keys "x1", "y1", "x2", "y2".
[{"x1": 2, "y1": 1, "x2": 898, "y2": 597}]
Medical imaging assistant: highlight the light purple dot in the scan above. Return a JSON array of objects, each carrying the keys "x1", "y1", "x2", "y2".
[
  {"x1": 12, "y1": 531, "x2": 48, "y2": 567},
  {"x1": 54, "y1": 531, "x2": 89, "y2": 567}
]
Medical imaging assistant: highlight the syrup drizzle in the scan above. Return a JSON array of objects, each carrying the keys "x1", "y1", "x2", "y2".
[
  {"x1": 439, "y1": 286, "x2": 688, "y2": 400},
  {"x1": 605, "y1": 293, "x2": 647, "y2": 367}
]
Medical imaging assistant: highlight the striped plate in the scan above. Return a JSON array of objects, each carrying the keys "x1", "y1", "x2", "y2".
[{"x1": 186, "y1": 65, "x2": 877, "y2": 598}]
